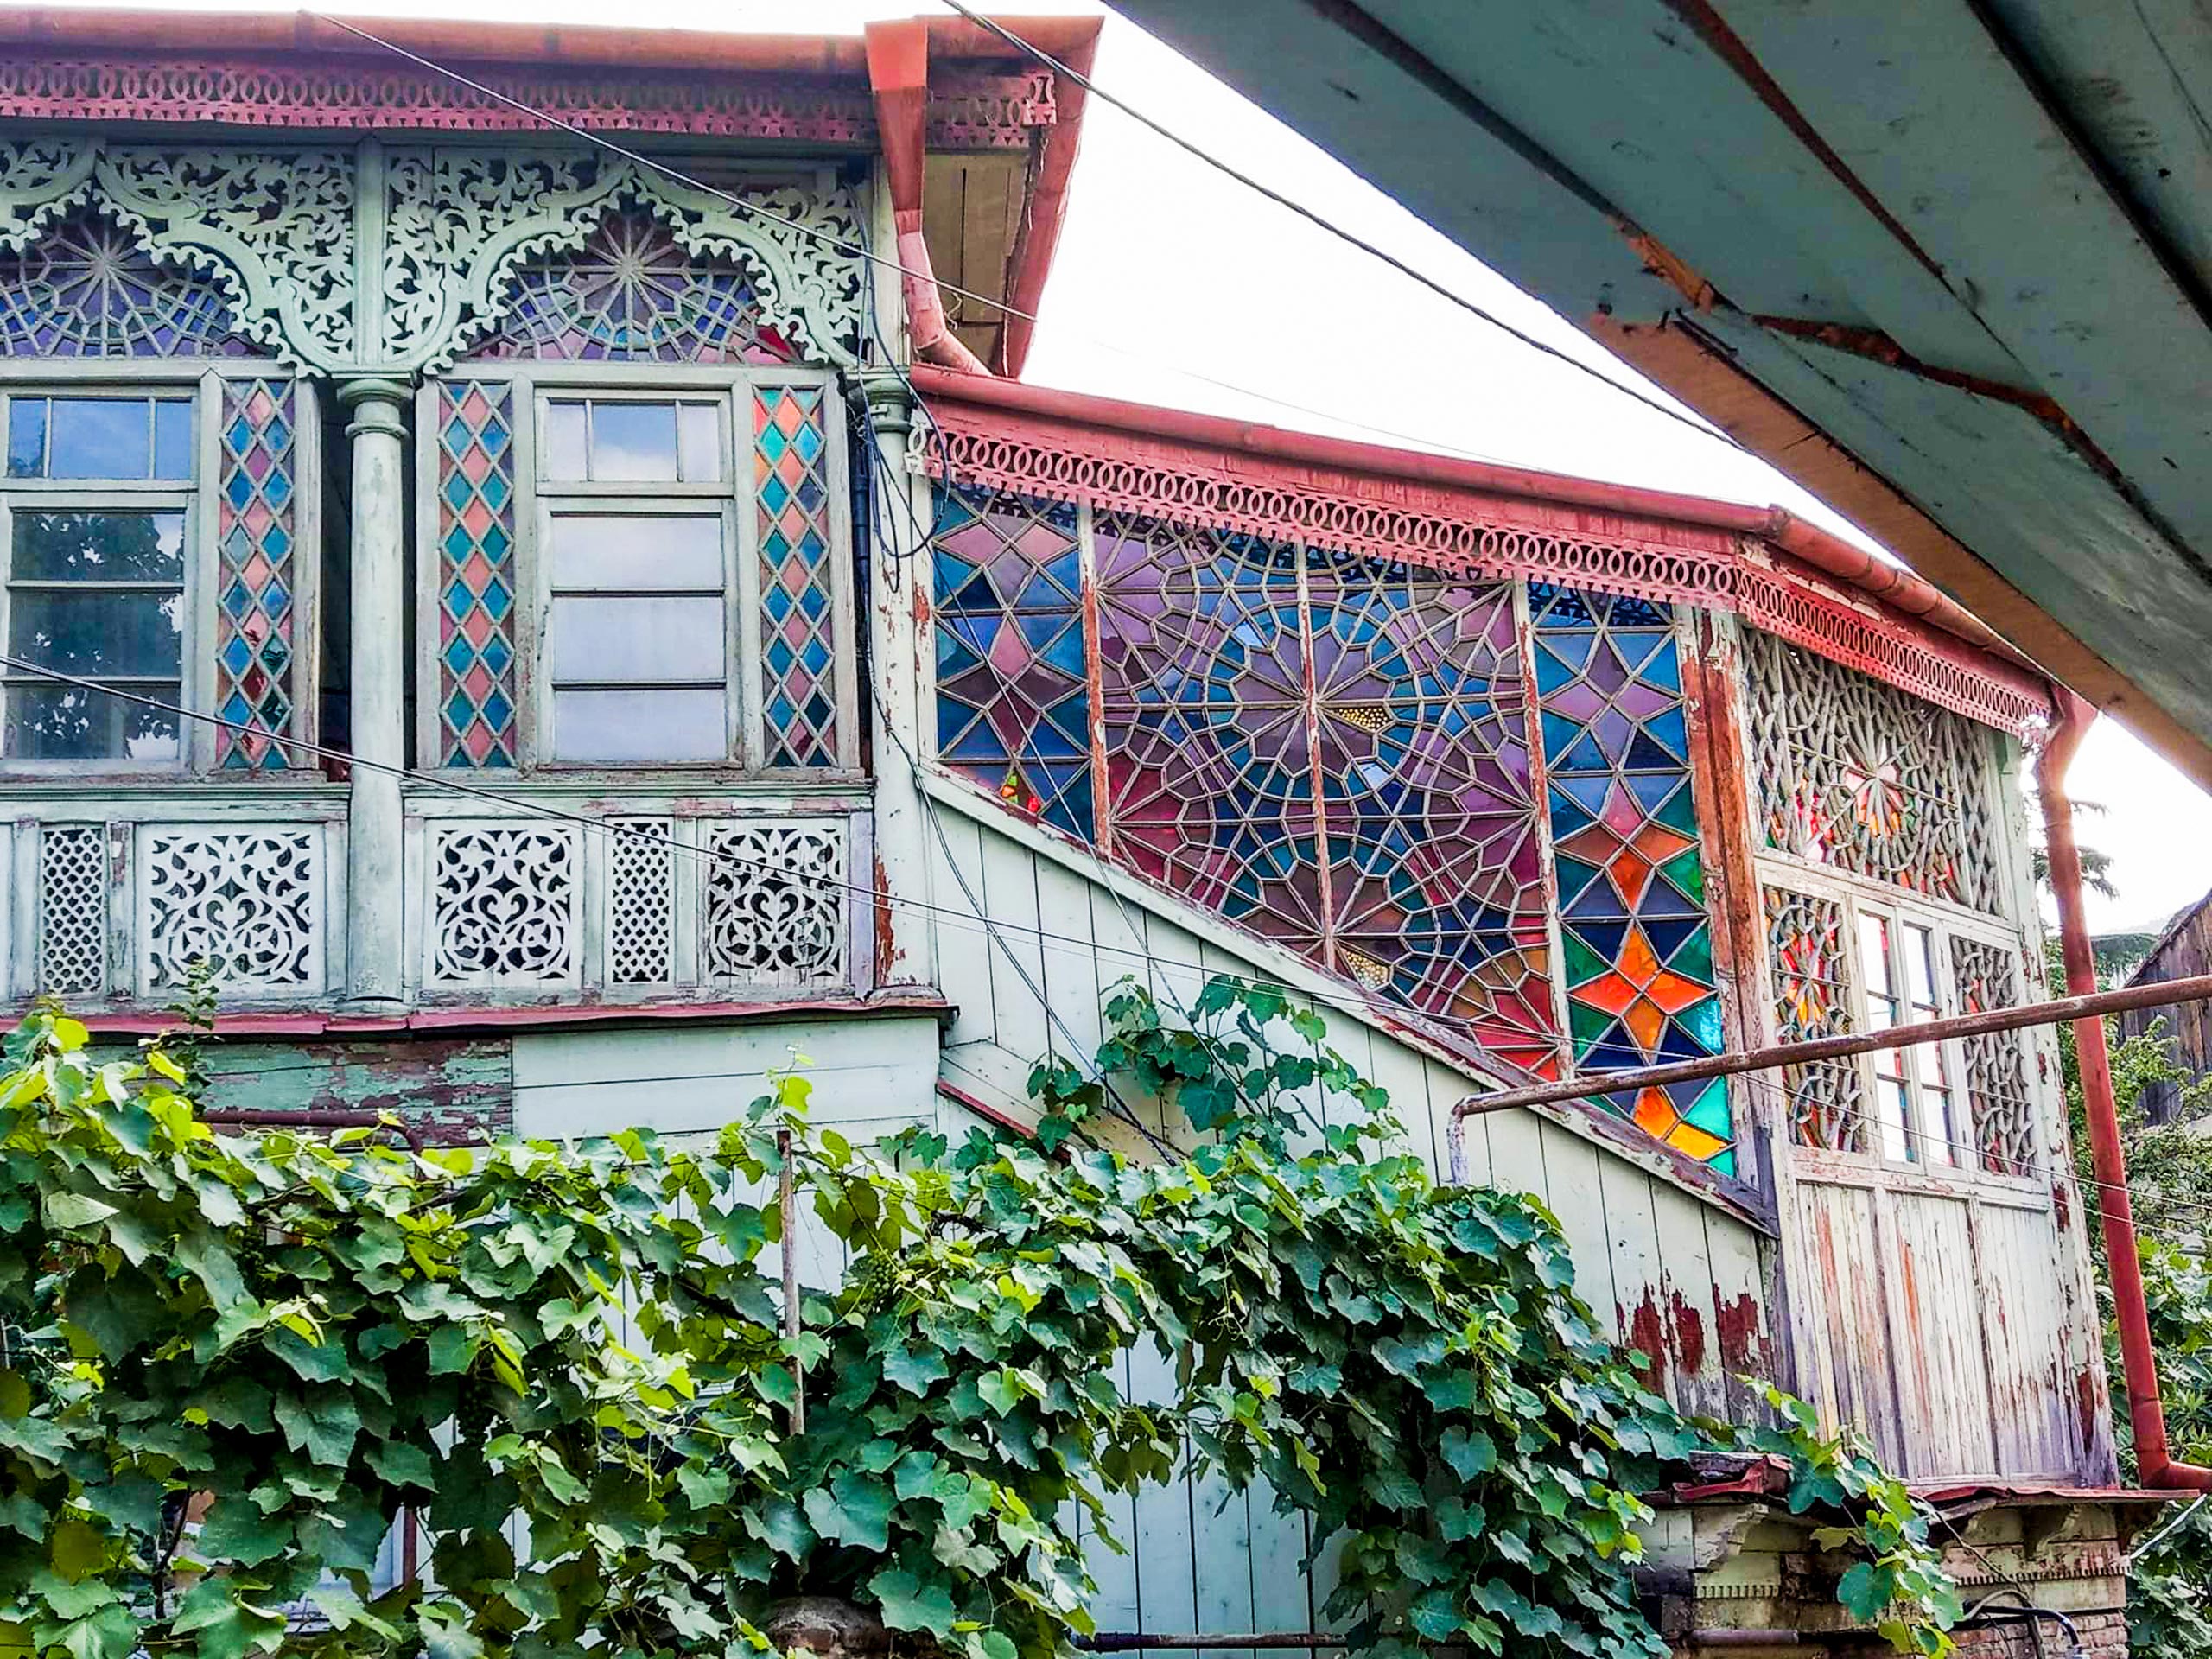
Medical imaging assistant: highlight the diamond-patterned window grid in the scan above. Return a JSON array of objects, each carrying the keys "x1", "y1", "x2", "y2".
[
  {"x1": 214, "y1": 378, "x2": 300, "y2": 769},
  {"x1": 754, "y1": 385, "x2": 840, "y2": 767},
  {"x1": 1531, "y1": 582, "x2": 1733, "y2": 1171},
  {"x1": 931, "y1": 482, "x2": 1094, "y2": 840},
  {"x1": 435, "y1": 383, "x2": 519, "y2": 768}
]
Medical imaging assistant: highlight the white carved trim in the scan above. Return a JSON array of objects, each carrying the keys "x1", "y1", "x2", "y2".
[
  {"x1": 136, "y1": 823, "x2": 325, "y2": 997},
  {"x1": 36, "y1": 823, "x2": 106, "y2": 996},
  {"x1": 425, "y1": 821, "x2": 582, "y2": 989},
  {"x1": 607, "y1": 817, "x2": 677, "y2": 986},
  {"x1": 702, "y1": 818, "x2": 848, "y2": 988}
]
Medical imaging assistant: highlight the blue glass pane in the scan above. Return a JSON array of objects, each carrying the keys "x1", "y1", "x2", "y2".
[
  {"x1": 49, "y1": 397, "x2": 151, "y2": 480},
  {"x1": 7, "y1": 397, "x2": 44, "y2": 478},
  {"x1": 153, "y1": 398, "x2": 192, "y2": 480}
]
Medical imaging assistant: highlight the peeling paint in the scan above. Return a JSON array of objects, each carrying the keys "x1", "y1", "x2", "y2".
[
  {"x1": 873, "y1": 849, "x2": 899, "y2": 976},
  {"x1": 1716, "y1": 1292, "x2": 1764, "y2": 1373},
  {"x1": 1669, "y1": 1289, "x2": 1709, "y2": 1375},
  {"x1": 1625, "y1": 1293, "x2": 1671, "y2": 1387}
]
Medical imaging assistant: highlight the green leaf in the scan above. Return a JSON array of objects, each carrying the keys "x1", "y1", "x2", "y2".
[
  {"x1": 883, "y1": 1344, "x2": 950, "y2": 1395},
  {"x1": 194, "y1": 1497, "x2": 293, "y2": 1567},
  {"x1": 869, "y1": 1566, "x2": 958, "y2": 1639},
  {"x1": 365, "y1": 1439, "x2": 438, "y2": 1491},
  {"x1": 1837, "y1": 1562, "x2": 1885, "y2": 1621},
  {"x1": 804, "y1": 1472, "x2": 895, "y2": 1552},
  {"x1": 40, "y1": 1192, "x2": 115, "y2": 1231},
  {"x1": 746, "y1": 1498, "x2": 816, "y2": 1560}
]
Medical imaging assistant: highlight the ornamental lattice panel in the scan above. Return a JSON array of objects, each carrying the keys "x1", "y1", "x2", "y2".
[
  {"x1": 0, "y1": 207, "x2": 257, "y2": 358},
  {"x1": 214, "y1": 378, "x2": 302, "y2": 768},
  {"x1": 464, "y1": 207, "x2": 802, "y2": 365},
  {"x1": 702, "y1": 821, "x2": 846, "y2": 987},
  {"x1": 1763, "y1": 884, "x2": 1866, "y2": 1152},
  {"x1": 434, "y1": 383, "x2": 520, "y2": 768},
  {"x1": 1743, "y1": 628, "x2": 2006, "y2": 914},
  {"x1": 1531, "y1": 584, "x2": 1734, "y2": 1173},
  {"x1": 139, "y1": 826, "x2": 321, "y2": 994},
  {"x1": 426, "y1": 823, "x2": 578, "y2": 987},
  {"x1": 1951, "y1": 938, "x2": 2037, "y2": 1176},
  {"x1": 37, "y1": 825, "x2": 107, "y2": 995},
  {"x1": 753, "y1": 385, "x2": 840, "y2": 766},
  {"x1": 607, "y1": 819, "x2": 677, "y2": 985}
]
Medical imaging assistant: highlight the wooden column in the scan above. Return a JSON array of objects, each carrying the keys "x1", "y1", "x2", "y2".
[{"x1": 337, "y1": 375, "x2": 411, "y2": 1008}]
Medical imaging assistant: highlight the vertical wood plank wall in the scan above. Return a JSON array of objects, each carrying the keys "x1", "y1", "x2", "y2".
[{"x1": 923, "y1": 784, "x2": 1774, "y2": 1637}]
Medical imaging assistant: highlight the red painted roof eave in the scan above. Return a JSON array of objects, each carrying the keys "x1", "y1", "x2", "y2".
[
  {"x1": 910, "y1": 364, "x2": 2042, "y2": 676},
  {"x1": 0, "y1": 9, "x2": 1105, "y2": 82}
]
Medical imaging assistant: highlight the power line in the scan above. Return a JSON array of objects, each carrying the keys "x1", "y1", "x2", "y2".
[{"x1": 927, "y1": 0, "x2": 1746, "y2": 455}]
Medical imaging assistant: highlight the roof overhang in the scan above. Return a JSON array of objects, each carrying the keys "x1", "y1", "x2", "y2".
[{"x1": 1109, "y1": 0, "x2": 2212, "y2": 787}]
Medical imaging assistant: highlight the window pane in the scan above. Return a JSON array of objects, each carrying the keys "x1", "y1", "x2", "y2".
[
  {"x1": 1920, "y1": 1085, "x2": 1958, "y2": 1166},
  {"x1": 549, "y1": 595, "x2": 725, "y2": 683},
  {"x1": 1904, "y1": 924, "x2": 1938, "y2": 1008},
  {"x1": 590, "y1": 402, "x2": 678, "y2": 481},
  {"x1": 548, "y1": 515, "x2": 723, "y2": 589},
  {"x1": 553, "y1": 687, "x2": 726, "y2": 762},
  {"x1": 9, "y1": 588, "x2": 183, "y2": 677},
  {"x1": 48, "y1": 397, "x2": 152, "y2": 479},
  {"x1": 1873, "y1": 1077, "x2": 1912, "y2": 1162},
  {"x1": 1857, "y1": 912, "x2": 1895, "y2": 995},
  {"x1": 152, "y1": 398, "x2": 193, "y2": 480},
  {"x1": 678, "y1": 402, "x2": 721, "y2": 481},
  {"x1": 3, "y1": 679, "x2": 180, "y2": 760},
  {"x1": 12, "y1": 510, "x2": 186, "y2": 581},
  {"x1": 7, "y1": 398, "x2": 44, "y2": 478},
  {"x1": 543, "y1": 401, "x2": 588, "y2": 481}
]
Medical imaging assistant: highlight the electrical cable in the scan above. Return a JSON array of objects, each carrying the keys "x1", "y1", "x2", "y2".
[
  {"x1": 926, "y1": 0, "x2": 1746, "y2": 454},
  {"x1": 302, "y1": 11, "x2": 1593, "y2": 476}
]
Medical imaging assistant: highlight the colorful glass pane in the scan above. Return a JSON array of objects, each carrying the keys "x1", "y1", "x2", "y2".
[
  {"x1": 931, "y1": 484, "x2": 1093, "y2": 837},
  {"x1": 1532, "y1": 583, "x2": 1732, "y2": 1168},
  {"x1": 0, "y1": 208, "x2": 256, "y2": 359},
  {"x1": 1743, "y1": 629, "x2": 2005, "y2": 913},
  {"x1": 214, "y1": 378, "x2": 298, "y2": 769},
  {"x1": 1951, "y1": 937, "x2": 2037, "y2": 1176},
  {"x1": 1763, "y1": 884, "x2": 1866, "y2": 1152},
  {"x1": 435, "y1": 383, "x2": 518, "y2": 768},
  {"x1": 755, "y1": 385, "x2": 839, "y2": 767},
  {"x1": 467, "y1": 208, "x2": 801, "y2": 365}
]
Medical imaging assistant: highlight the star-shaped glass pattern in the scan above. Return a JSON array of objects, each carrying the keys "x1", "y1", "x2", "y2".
[
  {"x1": 434, "y1": 384, "x2": 518, "y2": 768},
  {"x1": 0, "y1": 207, "x2": 256, "y2": 359},
  {"x1": 214, "y1": 378, "x2": 298, "y2": 769},
  {"x1": 1533, "y1": 582, "x2": 1734, "y2": 1172}
]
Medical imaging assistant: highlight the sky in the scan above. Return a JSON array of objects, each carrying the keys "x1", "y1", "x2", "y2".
[{"x1": 32, "y1": 0, "x2": 2212, "y2": 935}]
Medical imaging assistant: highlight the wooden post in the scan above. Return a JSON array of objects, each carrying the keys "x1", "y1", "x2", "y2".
[{"x1": 779, "y1": 1125, "x2": 805, "y2": 1434}]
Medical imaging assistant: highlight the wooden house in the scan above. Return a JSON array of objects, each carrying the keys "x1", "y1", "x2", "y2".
[{"x1": 0, "y1": 10, "x2": 2152, "y2": 1645}]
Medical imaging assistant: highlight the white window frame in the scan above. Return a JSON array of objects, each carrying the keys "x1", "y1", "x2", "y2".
[
  {"x1": 418, "y1": 364, "x2": 858, "y2": 778},
  {"x1": 0, "y1": 362, "x2": 318, "y2": 779},
  {"x1": 1760, "y1": 857, "x2": 2044, "y2": 1190}
]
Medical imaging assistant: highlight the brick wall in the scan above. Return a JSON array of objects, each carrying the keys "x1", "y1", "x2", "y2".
[{"x1": 1950, "y1": 1607, "x2": 2126, "y2": 1659}]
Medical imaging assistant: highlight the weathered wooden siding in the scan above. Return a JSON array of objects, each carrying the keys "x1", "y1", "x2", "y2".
[
  {"x1": 919, "y1": 780, "x2": 1777, "y2": 1637},
  {"x1": 2118, "y1": 893, "x2": 2212, "y2": 1122}
]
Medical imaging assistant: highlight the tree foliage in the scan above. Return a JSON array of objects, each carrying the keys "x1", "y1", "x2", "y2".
[{"x1": 0, "y1": 985, "x2": 1957, "y2": 1659}]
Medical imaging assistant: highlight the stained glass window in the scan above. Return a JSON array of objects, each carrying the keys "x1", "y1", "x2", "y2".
[
  {"x1": 1531, "y1": 583, "x2": 1733, "y2": 1169},
  {"x1": 931, "y1": 485, "x2": 1093, "y2": 838},
  {"x1": 214, "y1": 379, "x2": 299, "y2": 768},
  {"x1": 932, "y1": 496, "x2": 1565, "y2": 1083},
  {"x1": 1763, "y1": 884, "x2": 1866, "y2": 1152},
  {"x1": 1950, "y1": 937, "x2": 2037, "y2": 1176},
  {"x1": 434, "y1": 383, "x2": 518, "y2": 768},
  {"x1": 467, "y1": 208, "x2": 800, "y2": 365},
  {"x1": 754, "y1": 385, "x2": 839, "y2": 767},
  {"x1": 1743, "y1": 628, "x2": 2005, "y2": 914},
  {"x1": 0, "y1": 208, "x2": 256, "y2": 359}
]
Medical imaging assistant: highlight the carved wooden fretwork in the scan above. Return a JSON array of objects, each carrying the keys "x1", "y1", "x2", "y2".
[
  {"x1": 1950, "y1": 937, "x2": 2037, "y2": 1177},
  {"x1": 702, "y1": 821, "x2": 846, "y2": 987},
  {"x1": 1743, "y1": 629, "x2": 2007, "y2": 915},
  {"x1": 139, "y1": 826, "x2": 322, "y2": 995},
  {"x1": 37, "y1": 824, "x2": 106, "y2": 996},
  {"x1": 381, "y1": 150, "x2": 861, "y2": 372},
  {"x1": 0, "y1": 139, "x2": 862, "y2": 374},
  {"x1": 427, "y1": 823, "x2": 580, "y2": 988},
  {"x1": 608, "y1": 819, "x2": 677, "y2": 986}
]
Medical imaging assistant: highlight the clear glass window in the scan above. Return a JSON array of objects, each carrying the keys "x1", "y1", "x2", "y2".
[
  {"x1": 1847, "y1": 900, "x2": 1967, "y2": 1169},
  {"x1": 1, "y1": 388, "x2": 199, "y2": 768},
  {"x1": 539, "y1": 397, "x2": 722, "y2": 485}
]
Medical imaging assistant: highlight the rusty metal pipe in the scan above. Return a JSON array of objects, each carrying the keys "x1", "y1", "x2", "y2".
[
  {"x1": 2038, "y1": 692, "x2": 2212, "y2": 1491},
  {"x1": 1447, "y1": 967, "x2": 2212, "y2": 1122}
]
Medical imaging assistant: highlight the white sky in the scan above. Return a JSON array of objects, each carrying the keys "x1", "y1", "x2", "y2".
[{"x1": 32, "y1": 0, "x2": 2212, "y2": 933}]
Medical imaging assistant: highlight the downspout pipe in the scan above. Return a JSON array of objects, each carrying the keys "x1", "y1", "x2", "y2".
[
  {"x1": 864, "y1": 20, "x2": 990, "y2": 376},
  {"x1": 2038, "y1": 690, "x2": 2212, "y2": 1491}
]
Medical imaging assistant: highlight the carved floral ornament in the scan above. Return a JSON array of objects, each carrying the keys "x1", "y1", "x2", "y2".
[{"x1": 0, "y1": 138, "x2": 863, "y2": 374}]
